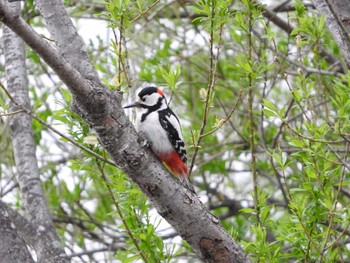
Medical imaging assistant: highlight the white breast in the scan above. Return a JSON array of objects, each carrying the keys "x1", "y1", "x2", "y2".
[{"x1": 135, "y1": 110, "x2": 174, "y2": 155}]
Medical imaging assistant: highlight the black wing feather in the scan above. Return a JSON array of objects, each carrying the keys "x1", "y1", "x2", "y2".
[{"x1": 158, "y1": 109, "x2": 187, "y2": 163}]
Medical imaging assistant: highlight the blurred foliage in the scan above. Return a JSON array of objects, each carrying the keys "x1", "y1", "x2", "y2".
[{"x1": 1, "y1": 0, "x2": 350, "y2": 262}]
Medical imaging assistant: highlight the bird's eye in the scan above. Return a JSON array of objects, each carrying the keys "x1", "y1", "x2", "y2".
[{"x1": 141, "y1": 97, "x2": 146, "y2": 102}]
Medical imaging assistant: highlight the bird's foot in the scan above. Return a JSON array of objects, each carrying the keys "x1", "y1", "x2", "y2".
[{"x1": 138, "y1": 131, "x2": 151, "y2": 148}]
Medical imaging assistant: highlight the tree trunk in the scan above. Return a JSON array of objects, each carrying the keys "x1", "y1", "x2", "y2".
[
  {"x1": 3, "y1": 2, "x2": 69, "y2": 263},
  {"x1": 0, "y1": 202, "x2": 35, "y2": 263}
]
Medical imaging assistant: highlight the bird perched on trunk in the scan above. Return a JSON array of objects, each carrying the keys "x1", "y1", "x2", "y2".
[{"x1": 124, "y1": 87, "x2": 194, "y2": 192}]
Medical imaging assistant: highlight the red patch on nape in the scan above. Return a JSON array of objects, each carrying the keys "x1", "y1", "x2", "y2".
[
  {"x1": 157, "y1": 151, "x2": 189, "y2": 177},
  {"x1": 157, "y1": 89, "x2": 165, "y2": 96}
]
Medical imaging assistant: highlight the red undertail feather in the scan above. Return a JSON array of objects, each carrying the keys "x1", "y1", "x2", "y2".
[
  {"x1": 157, "y1": 152, "x2": 195, "y2": 193},
  {"x1": 157, "y1": 151, "x2": 189, "y2": 177}
]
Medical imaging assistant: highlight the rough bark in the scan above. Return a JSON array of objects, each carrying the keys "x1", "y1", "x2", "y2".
[
  {"x1": 3, "y1": 2, "x2": 68, "y2": 263},
  {"x1": 313, "y1": 0, "x2": 350, "y2": 67},
  {"x1": 0, "y1": 200, "x2": 65, "y2": 263},
  {"x1": 0, "y1": 0, "x2": 251, "y2": 262},
  {"x1": 0, "y1": 202, "x2": 35, "y2": 263},
  {"x1": 330, "y1": 0, "x2": 350, "y2": 34}
]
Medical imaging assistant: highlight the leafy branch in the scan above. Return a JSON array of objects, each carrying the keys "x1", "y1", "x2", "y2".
[
  {"x1": 131, "y1": 0, "x2": 160, "y2": 23},
  {"x1": 199, "y1": 89, "x2": 244, "y2": 138},
  {"x1": 0, "y1": 82, "x2": 116, "y2": 167},
  {"x1": 189, "y1": 0, "x2": 225, "y2": 175},
  {"x1": 246, "y1": 0, "x2": 259, "y2": 223},
  {"x1": 94, "y1": 159, "x2": 150, "y2": 263}
]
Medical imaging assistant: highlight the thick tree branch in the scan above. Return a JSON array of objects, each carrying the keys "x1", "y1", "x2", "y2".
[
  {"x1": 0, "y1": 0, "x2": 251, "y2": 261},
  {"x1": 34, "y1": 0, "x2": 98, "y2": 79}
]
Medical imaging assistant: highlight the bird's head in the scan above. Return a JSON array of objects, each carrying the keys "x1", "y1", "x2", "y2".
[{"x1": 124, "y1": 87, "x2": 167, "y2": 110}]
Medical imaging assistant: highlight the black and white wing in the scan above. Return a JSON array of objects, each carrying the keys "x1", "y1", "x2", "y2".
[{"x1": 158, "y1": 108, "x2": 187, "y2": 163}]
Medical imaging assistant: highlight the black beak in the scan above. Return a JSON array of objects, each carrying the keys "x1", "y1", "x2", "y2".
[{"x1": 123, "y1": 102, "x2": 142, "y2": 109}]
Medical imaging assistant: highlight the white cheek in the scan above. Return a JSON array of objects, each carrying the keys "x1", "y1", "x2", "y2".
[{"x1": 144, "y1": 93, "x2": 159, "y2": 106}]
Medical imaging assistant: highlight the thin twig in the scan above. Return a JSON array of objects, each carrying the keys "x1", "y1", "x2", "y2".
[
  {"x1": 131, "y1": 0, "x2": 160, "y2": 23},
  {"x1": 200, "y1": 89, "x2": 243, "y2": 138},
  {"x1": 189, "y1": 0, "x2": 223, "y2": 175},
  {"x1": 112, "y1": 13, "x2": 132, "y2": 89},
  {"x1": 247, "y1": 2, "x2": 260, "y2": 223},
  {"x1": 284, "y1": 121, "x2": 346, "y2": 145},
  {"x1": 320, "y1": 142, "x2": 350, "y2": 258},
  {"x1": 0, "y1": 109, "x2": 25, "y2": 116}
]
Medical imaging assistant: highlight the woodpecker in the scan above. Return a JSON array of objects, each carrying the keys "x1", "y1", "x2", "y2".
[{"x1": 124, "y1": 87, "x2": 194, "y2": 192}]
